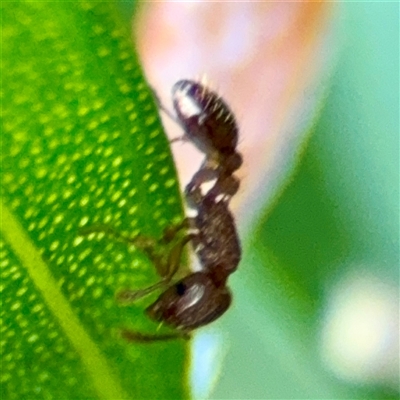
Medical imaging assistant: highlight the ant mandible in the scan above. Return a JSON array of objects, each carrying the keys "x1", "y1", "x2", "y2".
[{"x1": 81, "y1": 80, "x2": 242, "y2": 342}]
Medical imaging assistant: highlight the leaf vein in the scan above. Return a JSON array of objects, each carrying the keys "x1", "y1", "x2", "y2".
[{"x1": 1, "y1": 201, "x2": 128, "y2": 400}]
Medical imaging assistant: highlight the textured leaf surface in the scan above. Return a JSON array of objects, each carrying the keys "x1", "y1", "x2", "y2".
[{"x1": 1, "y1": 3, "x2": 189, "y2": 399}]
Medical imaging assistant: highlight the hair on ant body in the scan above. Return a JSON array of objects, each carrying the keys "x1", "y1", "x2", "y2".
[
  {"x1": 172, "y1": 80, "x2": 242, "y2": 201},
  {"x1": 172, "y1": 80, "x2": 239, "y2": 158},
  {"x1": 81, "y1": 80, "x2": 243, "y2": 342},
  {"x1": 121, "y1": 80, "x2": 242, "y2": 341}
]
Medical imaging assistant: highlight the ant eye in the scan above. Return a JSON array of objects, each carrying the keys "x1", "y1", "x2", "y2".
[{"x1": 175, "y1": 282, "x2": 187, "y2": 296}]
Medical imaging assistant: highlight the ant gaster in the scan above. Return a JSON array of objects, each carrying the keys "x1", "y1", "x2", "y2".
[
  {"x1": 167, "y1": 80, "x2": 243, "y2": 199},
  {"x1": 82, "y1": 80, "x2": 242, "y2": 342}
]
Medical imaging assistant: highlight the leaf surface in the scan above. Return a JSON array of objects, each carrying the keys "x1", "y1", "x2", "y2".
[{"x1": 1, "y1": 3, "x2": 189, "y2": 399}]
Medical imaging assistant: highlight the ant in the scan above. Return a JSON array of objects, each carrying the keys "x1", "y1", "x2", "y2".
[{"x1": 81, "y1": 80, "x2": 242, "y2": 342}]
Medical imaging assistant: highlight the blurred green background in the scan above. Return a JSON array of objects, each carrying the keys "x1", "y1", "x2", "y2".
[{"x1": 208, "y1": 2, "x2": 399, "y2": 399}]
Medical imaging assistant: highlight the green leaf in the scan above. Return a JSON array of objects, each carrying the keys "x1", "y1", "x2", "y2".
[{"x1": 1, "y1": 2, "x2": 189, "y2": 399}]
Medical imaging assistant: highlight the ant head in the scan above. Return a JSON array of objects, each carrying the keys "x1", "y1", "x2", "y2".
[
  {"x1": 172, "y1": 80, "x2": 238, "y2": 156},
  {"x1": 146, "y1": 272, "x2": 231, "y2": 331}
]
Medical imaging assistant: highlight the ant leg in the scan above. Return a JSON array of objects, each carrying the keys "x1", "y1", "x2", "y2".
[
  {"x1": 150, "y1": 88, "x2": 200, "y2": 146},
  {"x1": 150, "y1": 86, "x2": 186, "y2": 135},
  {"x1": 80, "y1": 224, "x2": 168, "y2": 272},
  {"x1": 117, "y1": 232, "x2": 194, "y2": 304},
  {"x1": 131, "y1": 219, "x2": 192, "y2": 276},
  {"x1": 79, "y1": 225, "x2": 136, "y2": 243},
  {"x1": 152, "y1": 88, "x2": 178, "y2": 123},
  {"x1": 207, "y1": 175, "x2": 240, "y2": 201},
  {"x1": 185, "y1": 152, "x2": 241, "y2": 195},
  {"x1": 117, "y1": 280, "x2": 168, "y2": 303},
  {"x1": 117, "y1": 232, "x2": 196, "y2": 305},
  {"x1": 160, "y1": 219, "x2": 189, "y2": 243},
  {"x1": 79, "y1": 224, "x2": 179, "y2": 277},
  {"x1": 163, "y1": 233, "x2": 195, "y2": 279},
  {"x1": 78, "y1": 225, "x2": 170, "y2": 301},
  {"x1": 185, "y1": 184, "x2": 203, "y2": 208},
  {"x1": 185, "y1": 167, "x2": 240, "y2": 204},
  {"x1": 169, "y1": 135, "x2": 189, "y2": 145},
  {"x1": 120, "y1": 328, "x2": 190, "y2": 343},
  {"x1": 185, "y1": 166, "x2": 218, "y2": 196}
]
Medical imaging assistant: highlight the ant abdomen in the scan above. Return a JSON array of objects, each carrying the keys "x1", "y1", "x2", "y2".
[
  {"x1": 172, "y1": 80, "x2": 239, "y2": 156},
  {"x1": 146, "y1": 272, "x2": 232, "y2": 330}
]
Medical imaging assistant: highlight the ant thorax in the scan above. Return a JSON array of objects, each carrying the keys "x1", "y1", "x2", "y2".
[{"x1": 190, "y1": 193, "x2": 241, "y2": 278}]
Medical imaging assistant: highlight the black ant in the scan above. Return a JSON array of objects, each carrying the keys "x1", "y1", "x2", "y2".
[{"x1": 81, "y1": 80, "x2": 242, "y2": 342}]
